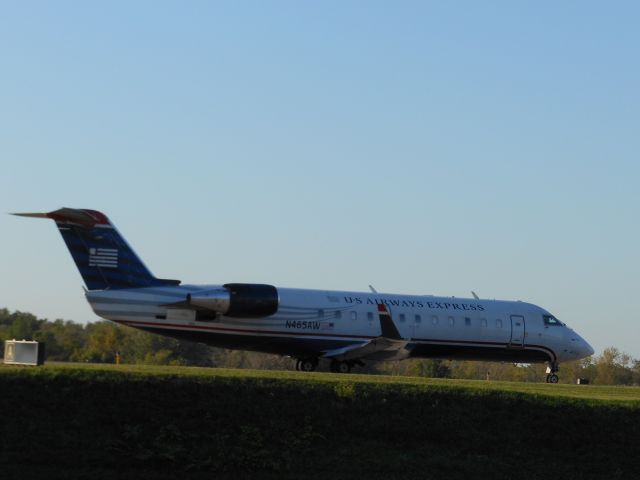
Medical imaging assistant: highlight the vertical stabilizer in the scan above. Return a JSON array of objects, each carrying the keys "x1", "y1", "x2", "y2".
[{"x1": 13, "y1": 208, "x2": 180, "y2": 290}]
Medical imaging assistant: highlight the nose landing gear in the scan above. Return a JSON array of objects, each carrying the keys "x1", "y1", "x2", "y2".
[{"x1": 545, "y1": 362, "x2": 559, "y2": 383}]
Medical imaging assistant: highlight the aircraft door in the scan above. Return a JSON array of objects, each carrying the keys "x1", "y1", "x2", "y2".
[
  {"x1": 509, "y1": 315, "x2": 525, "y2": 347},
  {"x1": 411, "y1": 314, "x2": 421, "y2": 339}
]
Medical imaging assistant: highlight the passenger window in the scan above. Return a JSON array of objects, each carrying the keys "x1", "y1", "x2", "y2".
[
  {"x1": 481, "y1": 318, "x2": 487, "y2": 327},
  {"x1": 496, "y1": 319, "x2": 502, "y2": 328},
  {"x1": 399, "y1": 314, "x2": 406, "y2": 323},
  {"x1": 431, "y1": 315, "x2": 438, "y2": 325},
  {"x1": 414, "y1": 314, "x2": 421, "y2": 323},
  {"x1": 351, "y1": 311, "x2": 357, "y2": 321},
  {"x1": 335, "y1": 311, "x2": 342, "y2": 320},
  {"x1": 465, "y1": 317, "x2": 471, "y2": 326},
  {"x1": 367, "y1": 312, "x2": 373, "y2": 321},
  {"x1": 448, "y1": 316, "x2": 454, "y2": 327}
]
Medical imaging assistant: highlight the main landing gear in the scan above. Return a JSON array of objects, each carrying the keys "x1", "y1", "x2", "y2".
[
  {"x1": 330, "y1": 359, "x2": 364, "y2": 373},
  {"x1": 330, "y1": 360, "x2": 352, "y2": 374},
  {"x1": 545, "y1": 362, "x2": 559, "y2": 384},
  {"x1": 294, "y1": 358, "x2": 363, "y2": 373},
  {"x1": 295, "y1": 358, "x2": 318, "y2": 372}
]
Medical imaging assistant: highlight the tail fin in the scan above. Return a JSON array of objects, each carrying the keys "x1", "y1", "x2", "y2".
[{"x1": 13, "y1": 208, "x2": 180, "y2": 290}]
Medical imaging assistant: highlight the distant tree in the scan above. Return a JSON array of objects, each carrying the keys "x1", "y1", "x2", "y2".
[
  {"x1": 34, "y1": 319, "x2": 87, "y2": 361},
  {"x1": 593, "y1": 347, "x2": 634, "y2": 385},
  {"x1": 560, "y1": 357, "x2": 594, "y2": 384},
  {"x1": 6, "y1": 311, "x2": 43, "y2": 340},
  {"x1": 82, "y1": 322, "x2": 125, "y2": 363},
  {"x1": 0, "y1": 309, "x2": 44, "y2": 356},
  {"x1": 217, "y1": 349, "x2": 292, "y2": 370},
  {"x1": 632, "y1": 359, "x2": 640, "y2": 385},
  {"x1": 408, "y1": 359, "x2": 451, "y2": 378},
  {"x1": 142, "y1": 349, "x2": 187, "y2": 366}
]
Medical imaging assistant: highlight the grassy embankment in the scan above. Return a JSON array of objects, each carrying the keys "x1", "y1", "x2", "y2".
[{"x1": 1, "y1": 363, "x2": 639, "y2": 479}]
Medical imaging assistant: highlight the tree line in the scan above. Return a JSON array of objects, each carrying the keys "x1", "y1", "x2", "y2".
[{"x1": 2, "y1": 307, "x2": 639, "y2": 385}]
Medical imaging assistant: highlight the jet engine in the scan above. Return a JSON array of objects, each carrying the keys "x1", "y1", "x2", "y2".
[{"x1": 187, "y1": 283, "x2": 278, "y2": 318}]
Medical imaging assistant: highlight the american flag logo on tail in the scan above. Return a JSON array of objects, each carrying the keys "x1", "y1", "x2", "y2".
[{"x1": 89, "y1": 248, "x2": 118, "y2": 268}]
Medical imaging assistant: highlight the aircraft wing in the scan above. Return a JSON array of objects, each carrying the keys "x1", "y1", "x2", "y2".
[
  {"x1": 322, "y1": 337, "x2": 411, "y2": 362},
  {"x1": 322, "y1": 303, "x2": 412, "y2": 361}
]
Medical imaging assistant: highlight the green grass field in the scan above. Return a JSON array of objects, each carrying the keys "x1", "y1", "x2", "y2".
[
  {"x1": 1, "y1": 363, "x2": 639, "y2": 479},
  {"x1": 5, "y1": 362, "x2": 639, "y2": 403}
]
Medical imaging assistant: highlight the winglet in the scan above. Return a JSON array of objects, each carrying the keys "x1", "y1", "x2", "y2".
[{"x1": 377, "y1": 303, "x2": 402, "y2": 340}]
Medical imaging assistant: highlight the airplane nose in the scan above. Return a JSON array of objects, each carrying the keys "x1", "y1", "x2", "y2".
[
  {"x1": 576, "y1": 337, "x2": 594, "y2": 358},
  {"x1": 583, "y1": 339, "x2": 595, "y2": 357},
  {"x1": 567, "y1": 330, "x2": 594, "y2": 359}
]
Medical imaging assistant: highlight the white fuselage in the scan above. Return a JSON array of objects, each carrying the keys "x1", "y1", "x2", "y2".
[
  {"x1": 16, "y1": 207, "x2": 594, "y2": 375},
  {"x1": 86, "y1": 285, "x2": 593, "y2": 365}
]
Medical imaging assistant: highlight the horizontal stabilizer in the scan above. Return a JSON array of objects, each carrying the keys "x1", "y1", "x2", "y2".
[
  {"x1": 11, "y1": 212, "x2": 50, "y2": 219},
  {"x1": 12, "y1": 208, "x2": 110, "y2": 227}
]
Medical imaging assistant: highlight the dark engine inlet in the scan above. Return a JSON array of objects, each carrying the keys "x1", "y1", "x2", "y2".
[{"x1": 223, "y1": 283, "x2": 279, "y2": 318}]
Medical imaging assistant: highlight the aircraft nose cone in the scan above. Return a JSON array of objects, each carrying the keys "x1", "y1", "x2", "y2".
[
  {"x1": 567, "y1": 331, "x2": 594, "y2": 359},
  {"x1": 576, "y1": 336, "x2": 594, "y2": 358},
  {"x1": 583, "y1": 340, "x2": 595, "y2": 357}
]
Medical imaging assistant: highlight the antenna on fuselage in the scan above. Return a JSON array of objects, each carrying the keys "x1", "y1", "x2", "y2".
[
  {"x1": 471, "y1": 291, "x2": 480, "y2": 300},
  {"x1": 369, "y1": 285, "x2": 378, "y2": 294}
]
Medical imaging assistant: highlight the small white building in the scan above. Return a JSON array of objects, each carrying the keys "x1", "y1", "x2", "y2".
[{"x1": 3, "y1": 340, "x2": 45, "y2": 366}]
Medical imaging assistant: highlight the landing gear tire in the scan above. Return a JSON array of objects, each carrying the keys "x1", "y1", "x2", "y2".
[
  {"x1": 330, "y1": 360, "x2": 352, "y2": 374},
  {"x1": 545, "y1": 361, "x2": 560, "y2": 383},
  {"x1": 298, "y1": 358, "x2": 318, "y2": 372}
]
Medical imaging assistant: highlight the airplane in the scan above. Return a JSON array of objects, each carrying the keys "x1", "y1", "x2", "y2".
[{"x1": 14, "y1": 208, "x2": 594, "y2": 382}]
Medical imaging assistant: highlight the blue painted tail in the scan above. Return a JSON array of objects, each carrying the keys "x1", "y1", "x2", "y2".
[{"x1": 14, "y1": 208, "x2": 180, "y2": 290}]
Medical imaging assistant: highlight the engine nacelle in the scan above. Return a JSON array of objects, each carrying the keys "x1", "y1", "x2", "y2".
[
  {"x1": 187, "y1": 289, "x2": 230, "y2": 313},
  {"x1": 187, "y1": 283, "x2": 278, "y2": 318}
]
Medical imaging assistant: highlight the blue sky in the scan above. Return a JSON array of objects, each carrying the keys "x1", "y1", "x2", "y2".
[{"x1": 1, "y1": 1, "x2": 638, "y2": 357}]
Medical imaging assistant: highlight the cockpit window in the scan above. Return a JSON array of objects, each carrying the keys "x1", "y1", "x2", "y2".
[{"x1": 543, "y1": 315, "x2": 564, "y2": 326}]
